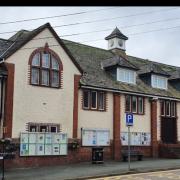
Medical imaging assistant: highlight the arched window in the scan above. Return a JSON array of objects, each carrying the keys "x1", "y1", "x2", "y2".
[{"x1": 29, "y1": 44, "x2": 62, "y2": 88}]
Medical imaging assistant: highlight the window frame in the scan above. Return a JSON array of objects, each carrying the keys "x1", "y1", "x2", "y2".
[
  {"x1": 125, "y1": 95, "x2": 144, "y2": 115},
  {"x1": 151, "y1": 74, "x2": 167, "y2": 90},
  {"x1": 29, "y1": 45, "x2": 63, "y2": 89},
  {"x1": 160, "y1": 100, "x2": 176, "y2": 117},
  {"x1": 28, "y1": 123, "x2": 60, "y2": 133},
  {"x1": 82, "y1": 90, "x2": 106, "y2": 111},
  {"x1": 117, "y1": 67, "x2": 136, "y2": 85}
]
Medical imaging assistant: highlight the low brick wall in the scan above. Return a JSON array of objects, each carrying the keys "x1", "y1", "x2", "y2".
[{"x1": 3, "y1": 139, "x2": 152, "y2": 169}]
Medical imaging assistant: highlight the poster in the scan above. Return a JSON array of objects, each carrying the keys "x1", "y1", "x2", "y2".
[
  {"x1": 29, "y1": 144, "x2": 36, "y2": 155},
  {"x1": 96, "y1": 131, "x2": 110, "y2": 146},
  {"x1": 60, "y1": 134, "x2": 67, "y2": 143},
  {"x1": 37, "y1": 134, "x2": 44, "y2": 144},
  {"x1": 60, "y1": 144, "x2": 67, "y2": 155},
  {"x1": 20, "y1": 143, "x2": 29, "y2": 156},
  {"x1": 29, "y1": 133, "x2": 36, "y2": 143},
  {"x1": 45, "y1": 133, "x2": 52, "y2": 144},
  {"x1": 45, "y1": 144, "x2": 52, "y2": 155},
  {"x1": 21, "y1": 133, "x2": 29, "y2": 143},
  {"x1": 141, "y1": 132, "x2": 151, "y2": 145},
  {"x1": 53, "y1": 134, "x2": 61, "y2": 144},
  {"x1": 53, "y1": 144, "x2": 60, "y2": 155},
  {"x1": 121, "y1": 132, "x2": 128, "y2": 145},
  {"x1": 131, "y1": 132, "x2": 141, "y2": 145},
  {"x1": 37, "y1": 144, "x2": 44, "y2": 155}
]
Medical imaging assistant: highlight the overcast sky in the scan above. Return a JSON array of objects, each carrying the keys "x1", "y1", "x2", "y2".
[{"x1": 0, "y1": 6, "x2": 180, "y2": 67}]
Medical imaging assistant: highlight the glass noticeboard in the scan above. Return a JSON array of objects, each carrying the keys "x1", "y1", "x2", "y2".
[
  {"x1": 82, "y1": 128, "x2": 110, "y2": 146},
  {"x1": 20, "y1": 132, "x2": 68, "y2": 156},
  {"x1": 121, "y1": 132, "x2": 151, "y2": 146}
]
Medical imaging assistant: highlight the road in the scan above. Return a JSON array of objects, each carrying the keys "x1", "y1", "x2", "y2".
[{"x1": 90, "y1": 169, "x2": 180, "y2": 180}]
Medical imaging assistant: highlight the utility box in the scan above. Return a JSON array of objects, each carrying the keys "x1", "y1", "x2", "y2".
[{"x1": 92, "y1": 147, "x2": 104, "y2": 164}]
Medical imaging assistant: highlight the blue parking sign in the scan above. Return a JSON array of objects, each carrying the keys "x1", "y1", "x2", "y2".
[{"x1": 126, "y1": 113, "x2": 133, "y2": 126}]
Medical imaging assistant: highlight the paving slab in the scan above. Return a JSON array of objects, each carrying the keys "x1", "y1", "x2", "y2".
[{"x1": 2, "y1": 158, "x2": 180, "y2": 180}]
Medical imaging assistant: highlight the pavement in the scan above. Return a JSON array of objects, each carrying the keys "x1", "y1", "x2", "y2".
[{"x1": 3, "y1": 158, "x2": 180, "y2": 180}]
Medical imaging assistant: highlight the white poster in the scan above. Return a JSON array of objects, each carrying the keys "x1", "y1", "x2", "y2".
[
  {"x1": 21, "y1": 133, "x2": 29, "y2": 143},
  {"x1": 53, "y1": 144, "x2": 60, "y2": 155},
  {"x1": 60, "y1": 144, "x2": 67, "y2": 155},
  {"x1": 45, "y1": 144, "x2": 52, "y2": 155},
  {"x1": 96, "y1": 131, "x2": 110, "y2": 146},
  {"x1": 29, "y1": 133, "x2": 36, "y2": 143},
  {"x1": 53, "y1": 134, "x2": 61, "y2": 144},
  {"x1": 37, "y1": 144, "x2": 44, "y2": 155},
  {"x1": 45, "y1": 133, "x2": 52, "y2": 144},
  {"x1": 37, "y1": 134, "x2": 44, "y2": 144},
  {"x1": 29, "y1": 144, "x2": 36, "y2": 155},
  {"x1": 121, "y1": 132, "x2": 128, "y2": 145}
]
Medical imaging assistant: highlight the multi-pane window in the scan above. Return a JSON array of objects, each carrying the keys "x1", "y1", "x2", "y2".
[
  {"x1": 151, "y1": 75, "x2": 167, "y2": 90},
  {"x1": 83, "y1": 90, "x2": 105, "y2": 111},
  {"x1": 117, "y1": 68, "x2": 136, "y2": 84},
  {"x1": 125, "y1": 95, "x2": 144, "y2": 114},
  {"x1": 30, "y1": 49, "x2": 61, "y2": 88},
  {"x1": 28, "y1": 123, "x2": 60, "y2": 133},
  {"x1": 160, "y1": 100, "x2": 176, "y2": 117}
]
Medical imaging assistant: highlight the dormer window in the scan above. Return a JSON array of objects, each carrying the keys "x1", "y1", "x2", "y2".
[
  {"x1": 117, "y1": 67, "x2": 136, "y2": 84},
  {"x1": 151, "y1": 74, "x2": 167, "y2": 90}
]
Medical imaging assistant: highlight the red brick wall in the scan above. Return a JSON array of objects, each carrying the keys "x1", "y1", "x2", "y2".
[
  {"x1": 150, "y1": 99, "x2": 158, "y2": 158},
  {"x1": 73, "y1": 75, "x2": 81, "y2": 138},
  {"x1": 113, "y1": 93, "x2": 121, "y2": 160},
  {"x1": 4, "y1": 63, "x2": 15, "y2": 138}
]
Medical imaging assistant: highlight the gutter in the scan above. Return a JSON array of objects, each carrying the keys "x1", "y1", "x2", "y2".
[{"x1": 81, "y1": 85, "x2": 180, "y2": 101}]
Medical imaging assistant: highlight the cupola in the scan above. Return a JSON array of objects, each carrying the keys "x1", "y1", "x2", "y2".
[{"x1": 105, "y1": 27, "x2": 128, "y2": 58}]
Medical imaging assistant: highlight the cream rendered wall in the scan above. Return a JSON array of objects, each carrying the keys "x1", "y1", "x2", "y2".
[
  {"x1": 78, "y1": 90, "x2": 113, "y2": 139},
  {"x1": 177, "y1": 102, "x2": 180, "y2": 141},
  {"x1": 121, "y1": 95, "x2": 151, "y2": 134},
  {"x1": 6, "y1": 28, "x2": 81, "y2": 138}
]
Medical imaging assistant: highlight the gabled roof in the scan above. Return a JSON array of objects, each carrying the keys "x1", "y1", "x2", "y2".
[
  {"x1": 0, "y1": 23, "x2": 83, "y2": 73},
  {"x1": 62, "y1": 39, "x2": 180, "y2": 99},
  {"x1": 101, "y1": 55, "x2": 139, "y2": 70},
  {"x1": 105, "y1": 27, "x2": 128, "y2": 40}
]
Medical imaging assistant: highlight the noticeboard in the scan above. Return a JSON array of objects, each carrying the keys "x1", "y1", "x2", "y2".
[
  {"x1": 20, "y1": 132, "x2": 68, "y2": 156},
  {"x1": 121, "y1": 132, "x2": 151, "y2": 146},
  {"x1": 82, "y1": 128, "x2": 110, "y2": 146}
]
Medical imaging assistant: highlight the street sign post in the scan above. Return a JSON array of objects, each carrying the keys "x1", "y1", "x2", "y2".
[{"x1": 126, "y1": 113, "x2": 133, "y2": 171}]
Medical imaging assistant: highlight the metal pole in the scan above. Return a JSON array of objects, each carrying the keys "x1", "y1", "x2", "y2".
[{"x1": 128, "y1": 126, "x2": 131, "y2": 171}]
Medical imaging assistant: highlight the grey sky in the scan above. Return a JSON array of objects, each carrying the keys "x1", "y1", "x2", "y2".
[{"x1": 0, "y1": 6, "x2": 180, "y2": 67}]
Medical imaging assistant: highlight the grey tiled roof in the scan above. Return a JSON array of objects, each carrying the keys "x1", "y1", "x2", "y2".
[
  {"x1": 138, "y1": 62, "x2": 170, "y2": 77},
  {"x1": 0, "y1": 39, "x2": 14, "y2": 58},
  {"x1": 62, "y1": 39, "x2": 180, "y2": 99}
]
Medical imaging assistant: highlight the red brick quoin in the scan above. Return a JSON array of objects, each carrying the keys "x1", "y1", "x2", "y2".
[
  {"x1": 150, "y1": 99, "x2": 158, "y2": 158},
  {"x1": 113, "y1": 93, "x2": 121, "y2": 160},
  {"x1": 4, "y1": 63, "x2": 15, "y2": 138}
]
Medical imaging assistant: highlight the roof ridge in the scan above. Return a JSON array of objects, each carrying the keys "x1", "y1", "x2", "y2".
[
  {"x1": 127, "y1": 54, "x2": 180, "y2": 70},
  {"x1": 62, "y1": 39, "x2": 114, "y2": 54}
]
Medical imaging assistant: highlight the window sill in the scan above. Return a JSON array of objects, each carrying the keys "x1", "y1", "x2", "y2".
[
  {"x1": 30, "y1": 83, "x2": 61, "y2": 89},
  {"x1": 125, "y1": 111, "x2": 145, "y2": 115},
  {"x1": 82, "y1": 108, "x2": 106, "y2": 112}
]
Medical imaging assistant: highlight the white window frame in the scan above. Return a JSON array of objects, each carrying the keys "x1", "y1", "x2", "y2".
[
  {"x1": 166, "y1": 101, "x2": 171, "y2": 117},
  {"x1": 138, "y1": 97, "x2": 144, "y2": 114},
  {"x1": 151, "y1": 74, "x2": 167, "y2": 90},
  {"x1": 132, "y1": 96, "x2": 137, "y2": 113},
  {"x1": 117, "y1": 68, "x2": 136, "y2": 84}
]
